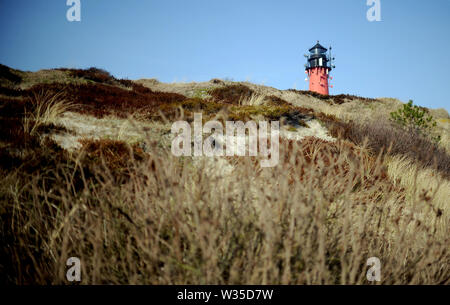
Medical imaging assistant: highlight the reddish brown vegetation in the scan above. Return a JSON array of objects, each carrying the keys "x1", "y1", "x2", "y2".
[
  {"x1": 288, "y1": 89, "x2": 377, "y2": 105},
  {"x1": 16, "y1": 82, "x2": 187, "y2": 119},
  {"x1": 266, "y1": 95, "x2": 294, "y2": 107},
  {"x1": 0, "y1": 91, "x2": 33, "y2": 150},
  {"x1": 209, "y1": 84, "x2": 254, "y2": 104},
  {"x1": 79, "y1": 138, "x2": 147, "y2": 171}
]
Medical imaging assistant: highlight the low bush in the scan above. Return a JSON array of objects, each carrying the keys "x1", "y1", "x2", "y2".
[{"x1": 390, "y1": 100, "x2": 440, "y2": 142}]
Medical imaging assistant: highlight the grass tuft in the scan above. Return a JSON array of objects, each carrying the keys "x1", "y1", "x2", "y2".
[{"x1": 23, "y1": 90, "x2": 74, "y2": 135}]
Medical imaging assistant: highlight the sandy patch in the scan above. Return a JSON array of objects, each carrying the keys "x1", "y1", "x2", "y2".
[{"x1": 51, "y1": 112, "x2": 172, "y2": 151}]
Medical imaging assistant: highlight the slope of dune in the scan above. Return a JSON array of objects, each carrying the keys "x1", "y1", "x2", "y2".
[{"x1": 0, "y1": 64, "x2": 449, "y2": 285}]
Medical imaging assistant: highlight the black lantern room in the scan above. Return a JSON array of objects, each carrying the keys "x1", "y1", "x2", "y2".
[{"x1": 304, "y1": 41, "x2": 334, "y2": 71}]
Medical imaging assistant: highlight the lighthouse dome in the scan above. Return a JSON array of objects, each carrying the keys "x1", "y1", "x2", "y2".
[{"x1": 309, "y1": 41, "x2": 327, "y2": 54}]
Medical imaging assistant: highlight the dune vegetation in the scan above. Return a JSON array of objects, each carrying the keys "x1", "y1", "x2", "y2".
[{"x1": 0, "y1": 64, "x2": 449, "y2": 284}]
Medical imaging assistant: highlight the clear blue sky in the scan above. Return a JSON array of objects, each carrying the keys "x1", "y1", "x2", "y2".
[{"x1": 1, "y1": 0, "x2": 449, "y2": 111}]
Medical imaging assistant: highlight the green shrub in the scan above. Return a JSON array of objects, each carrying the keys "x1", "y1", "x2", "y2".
[{"x1": 390, "y1": 100, "x2": 440, "y2": 142}]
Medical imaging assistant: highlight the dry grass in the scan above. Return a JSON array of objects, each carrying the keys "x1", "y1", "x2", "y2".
[
  {"x1": 238, "y1": 93, "x2": 267, "y2": 106},
  {"x1": 386, "y1": 155, "x2": 449, "y2": 214},
  {"x1": 0, "y1": 131, "x2": 448, "y2": 284},
  {"x1": 0, "y1": 65, "x2": 449, "y2": 285},
  {"x1": 23, "y1": 90, "x2": 74, "y2": 135},
  {"x1": 436, "y1": 118, "x2": 450, "y2": 153},
  {"x1": 324, "y1": 116, "x2": 450, "y2": 179}
]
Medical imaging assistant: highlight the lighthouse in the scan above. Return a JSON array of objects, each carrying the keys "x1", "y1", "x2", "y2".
[{"x1": 304, "y1": 41, "x2": 335, "y2": 95}]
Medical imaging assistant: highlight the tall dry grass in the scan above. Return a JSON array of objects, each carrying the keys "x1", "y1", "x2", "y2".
[
  {"x1": 1, "y1": 133, "x2": 448, "y2": 284},
  {"x1": 385, "y1": 155, "x2": 449, "y2": 221},
  {"x1": 238, "y1": 93, "x2": 267, "y2": 106},
  {"x1": 325, "y1": 116, "x2": 450, "y2": 179},
  {"x1": 23, "y1": 90, "x2": 74, "y2": 135},
  {"x1": 1, "y1": 82, "x2": 448, "y2": 285}
]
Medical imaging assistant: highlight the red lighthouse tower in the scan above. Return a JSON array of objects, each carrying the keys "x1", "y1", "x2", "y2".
[{"x1": 305, "y1": 41, "x2": 335, "y2": 95}]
